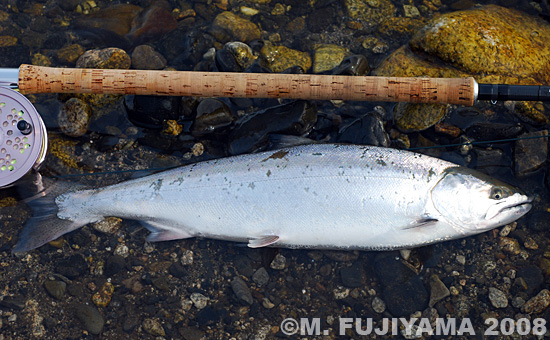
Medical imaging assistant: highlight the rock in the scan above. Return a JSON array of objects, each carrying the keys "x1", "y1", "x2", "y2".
[
  {"x1": 428, "y1": 274, "x2": 450, "y2": 307},
  {"x1": 55, "y1": 255, "x2": 88, "y2": 279},
  {"x1": 513, "y1": 101, "x2": 549, "y2": 125},
  {"x1": 92, "y1": 217, "x2": 122, "y2": 234},
  {"x1": 92, "y1": 282, "x2": 115, "y2": 308},
  {"x1": 466, "y1": 122, "x2": 523, "y2": 141},
  {"x1": 343, "y1": 0, "x2": 395, "y2": 25},
  {"x1": 512, "y1": 296, "x2": 526, "y2": 309},
  {"x1": 44, "y1": 280, "x2": 66, "y2": 300},
  {"x1": 210, "y1": 11, "x2": 261, "y2": 43},
  {"x1": 374, "y1": 254, "x2": 416, "y2": 286},
  {"x1": 394, "y1": 103, "x2": 447, "y2": 133},
  {"x1": 372, "y1": 296, "x2": 386, "y2": 313},
  {"x1": 0, "y1": 35, "x2": 17, "y2": 47},
  {"x1": 231, "y1": 276, "x2": 254, "y2": 305},
  {"x1": 56, "y1": 44, "x2": 85, "y2": 64},
  {"x1": 313, "y1": 44, "x2": 349, "y2": 74},
  {"x1": 75, "y1": 304, "x2": 104, "y2": 335},
  {"x1": 514, "y1": 130, "x2": 548, "y2": 176},
  {"x1": 270, "y1": 254, "x2": 286, "y2": 270},
  {"x1": 332, "y1": 55, "x2": 370, "y2": 76},
  {"x1": 383, "y1": 275, "x2": 429, "y2": 316},
  {"x1": 456, "y1": 255, "x2": 466, "y2": 266},
  {"x1": 104, "y1": 255, "x2": 126, "y2": 277},
  {"x1": 337, "y1": 112, "x2": 389, "y2": 146},
  {"x1": 58, "y1": 97, "x2": 92, "y2": 137},
  {"x1": 131, "y1": 45, "x2": 166, "y2": 70},
  {"x1": 340, "y1": 262, "x2": 365, "y2": 288},
  {"x1": 234, "y1": 255, "x2": 254, "y2": 277},
  {"x1": 192, "y1": 99, "x2": 234, "y2": 137},
  {"x1": 74, "y1": 4, "x2": 141, "y2": 37},
  {"x1": 223, "y1": 41, "x2": 257, "y2": 70},
  {"x1": 498, "y1": 237, "x2": 521, "y2": 255},
  {"x1": 0, "y1": 296, "x2": 26, "y2": 310},
  {"x1": 252, "y1": 267, "x2": 269, "y2": 287},
  {"x1": 127, "y1": 2, "x2": 177, "y2": 45},
  {"x1": 409, "y1": 5, "x2": 550, "y2": 84},
  {"x1": 260, "y1": 42, "x2": 312, "y2": 73},
  {"x1": 228, "y1": 100, "x2": 317, "y2": 155},
  {"x1": 76, "y1": 47, "x2": 131, "y2": 69},
  {"x1": 517, "y1": 265, "x2": 544, "y2": 295},
  {"x1": 143, "y1": 318, "x2": 165, "y2": 336},
  {"x1": 178, "y1": 326, "x2": 206, "y2": 340},
  {"x1": 488, "y1": 287, "x2": 508, "y2": 308},
  {"x1": 181, "y1": 250, "x2": 194, "y2": 265},
  {"x1": 521, "y1": 289, "x2": 550, "y2": 314},
  {"x1": 190, "y1": 292, "x2": 209, "y2": 310}
]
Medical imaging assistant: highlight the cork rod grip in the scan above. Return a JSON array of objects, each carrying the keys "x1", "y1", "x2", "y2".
[{"x1": 18, "y1": 65, "x2": 476, "y2": 105}]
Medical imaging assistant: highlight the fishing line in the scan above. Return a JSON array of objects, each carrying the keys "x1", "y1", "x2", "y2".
[{"x1": 50, "y1": 133, "x2": 550, "y2": 179}]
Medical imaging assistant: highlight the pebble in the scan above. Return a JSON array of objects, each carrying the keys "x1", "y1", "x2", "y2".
[
  {"x1": 58, "y1": 98, "x2": 91, "y2": 137},
  {"x1": 210, "y1": 11, "x2": 261, "y2": 43},
  {"x1": 180, "y1": 250, "x2": 194, "y2": 265},
  {"x1": 190, "y1": 292, "x2": 209, "y2": 310},
  {"x1": 488, "y1": 287, "x2": 508, "y2": 308},
  {"x1": 231, "y1": 276, "x2": 254, "y2": 305},
  {"x1": 372, "y1": 296, "x2": 386, "y2": 313},
  {"x1": 114, "y1": 244, "x2": 129, "y2": 258},
  {"x1": 499, "y1": 237, "x2": 521, "y2": 255},
  {"x1": 270, "y1": 254, "x2": 286, "y2": 270},
  {"x1": 517, "y1": 265, "x2": 544, "y2": 295},
  {"x1": 75, "y1": 304, "x2": 104, "y2": 335},
  {"x1": 44, "y1": 280, "x2": 66, "y2": 300},
  {"x1": 262, "y1": 297, "x2": 275, "y2": 309},
  {"x1": 92, "y1": 217, "x2": 122, "y2": 234},
  {"x1": 521, "y1": 289, "x2": 550, "y2": 314},
  {"x1": 131, "y1": 44, "x2": 166, "y2": 70},
  {"x1": 383, "y1": 275, "x2": 429, "y2": 317},
  {"x1": 252, "y1": 267, "x2": 269, "y2": 287},
  {"x1": 92, "y1": 282, "x2": 115, "y2": 308},
  {"x1": 514, "y1": 130, "x2": 548, "y2": 176},
  {"x1": 456, "y1": 255, "x2": 466, "y2": 265},
  {"x1": 340, "y1": 262, "x2": 364, "y2": 288},
  {"x1": 55, "y1": 255, "x2": 88, "y2": 280},
  {"x1": 428, "y1": 274, "x2": 450, "y2": 307},
  {"x1": 192, "y1": 99, "x2": 234, "y2": 137},
  {"x1": 512, "y1": 296, "x2": 526, "y2": 309},
  {"x1": 333, "y1": 286, "x2": 350, "y2": 300},
  {"x1": 259, "y1": 42, "x2": 312, "y2": 73},
  {"x1": 142, "y1": 318, "x2": 165, "y2": 337},
  {"x1": 0, "y1": 296, "x2": 26, "y2": 310},
  {"x1": 313, "y1": 44, "x2": 349, "y2": 73}
]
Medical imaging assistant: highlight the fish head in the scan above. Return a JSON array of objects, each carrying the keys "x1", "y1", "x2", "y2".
[{"x1": 430, "y1": 167, "x2": 532, "y2": 233}]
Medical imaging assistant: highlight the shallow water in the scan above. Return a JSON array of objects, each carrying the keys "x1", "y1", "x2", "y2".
[{"x1": 0, "y1": 0, "x2": 549, "y2": 339}]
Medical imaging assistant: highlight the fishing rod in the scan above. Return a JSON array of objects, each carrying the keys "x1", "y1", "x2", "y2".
[{"x1": 0, "y1": 64, "x2": 549, "y2": 188}]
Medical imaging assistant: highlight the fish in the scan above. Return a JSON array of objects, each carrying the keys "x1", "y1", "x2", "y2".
[{"x1": 13, "y1": 144, "x2": 532, "y2": 252}]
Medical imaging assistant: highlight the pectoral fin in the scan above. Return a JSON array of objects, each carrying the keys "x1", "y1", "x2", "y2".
[
  {"x1": 248, "y1": 235, "x2": 280, "y2": 248},
  {"x1": 400, "y1": 218, "x2": 439, "y2": 230},
  {"x1": 142, "y1": 221, "x2": 194, "y2": 242}
]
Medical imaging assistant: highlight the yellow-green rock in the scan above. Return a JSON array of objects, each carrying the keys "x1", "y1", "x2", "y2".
[
  {"x1": 409, "y1": 5, "x2": 550, "y2": 84},
  {"x1": 32, "y1": 53, "x2": 52, "y2": 67},
  {"x1": 343, "y1": 0, "x2": 395, "y2": 25},
  {"x1": 0, "y1": 36, "x2": 17, "y2": 47},
  {"x1": 514, "y1": 101, "x2": 549, "y2": 125},
  {"x1": 377, "y1": 17, "x2": 426, "y2": 38},
  {"x1": 210, "y1": 11, "x2": 261, "y2": 43},
  {"x1": 56, "y1": 44, "x2": 86, "y2": 64},
  {"x1": 76, "y1": 47, "x2": 131, "y2": 69},
  {"x1": 260, "y1": 42, "x2": 311, "y2": 73},
  {"x1": 394, "y1": 103, "x2": 448, "y2": 132},
  {"x1": 313, "y1": 44, "x2": 349, "y2": 73}
]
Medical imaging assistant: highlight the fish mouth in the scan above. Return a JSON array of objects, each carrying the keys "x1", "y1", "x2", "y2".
[{"x1": 485, "y1": 194, "x2": 533, "y2": 220}]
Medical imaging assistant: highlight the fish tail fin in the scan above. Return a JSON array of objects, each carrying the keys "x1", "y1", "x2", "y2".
[{"x1": 13, "y1": 173, "x2": 95, "y2": 253}]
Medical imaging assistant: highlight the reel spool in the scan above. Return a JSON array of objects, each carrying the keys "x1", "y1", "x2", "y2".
[{"x1": 0, "y1": 87, "x2": 47, "y2": 188}]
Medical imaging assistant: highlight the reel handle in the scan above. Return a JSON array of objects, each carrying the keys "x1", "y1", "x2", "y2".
[{"x1": 17, "y1": 64, "x2": 477, "y2": 106}]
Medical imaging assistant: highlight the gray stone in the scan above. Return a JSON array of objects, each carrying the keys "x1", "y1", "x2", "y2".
[
  {"x1": 231, "y1": 276, "x2": 253, "y2": 305},
  {"x1": 75, "y1": 304, "x2": 104, "y2": 335},
  {"x1": 488, "y1": 287, "x2": 508, "y2": 308},
  {"x1": 429, "y1": 274, "x2": 450, "y2": 307},
  {"x1": 252, "y1": 267, "x2": 269, "y2": 287}
]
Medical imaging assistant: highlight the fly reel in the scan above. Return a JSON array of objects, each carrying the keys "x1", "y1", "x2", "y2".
[{"x1": 0, "y1": 87, "x2": 47, "y2": 188}]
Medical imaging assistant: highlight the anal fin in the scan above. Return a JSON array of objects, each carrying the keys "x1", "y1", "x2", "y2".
[
  {"x1": 142, "y1": 221, "x2": 194, "y2": 242},
  {"x1": 248, "y1": 235, "x2": 280, "y2": 248}
]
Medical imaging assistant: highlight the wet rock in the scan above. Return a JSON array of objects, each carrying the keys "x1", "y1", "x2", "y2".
[
  {"x1": 55, "y1": 255, "x2": 88, "y2": 279},
  {"x1": 192, "y1": 99, "x2": 234, "y2": 137},
  {"x1": 466, "y1": 122, "x2": 523, "y2": 141},
  {"x1": 231, "y1": 276, "x2": 254, "y2": 305},
  {"x1": 340, "y1": 262, "x2": 365, "y2": 288},
  {"x1": 178, "y1": 326, "x2": 206, "y2": 340},
  {"x1": 181, "y1": 250, "x2": 194, "y2": 265},
  {"x1": 488, "y1": 287, "x2": 508, "y2": 308},
  {"x1": 337, "y1": 112, "x2": 389, "y2": 146},
  {"x1": 270, "y1": 254, "x2": 286, "y2": 270},
  {"x1": 76, "y1": 47, "x2": 131, "y2": 69},
  {"x1": 92, "y1": 282, "x2": 115, "y2": 307},
  {"x1": 127, "y1": 2, "x2": 177, "y2": 46},
  {"x1": 228, "y1": 100, "x2": 317, "y2": 155},
  {"x1": 125, "y1": 95, "x2": 181, "y2": 128},
  {"x1": 517, "y1": 265, "x2": 543, "y2": 295},
  {"x1": 44, "y1": 280, "x2": 66, "y2": 300},
  {"x1": 332, "y1": 55, "x2": 370, "y2": 76},
  {"x1": 56, "y1": 44, "x2": 85, "y2": 64},
  {"x1": 143, "y1": 318, "x2": 165, "y2": 336},
  {"x1": 394, "y1": 103, "x2": 447, "y2": 133},
  {"x1": 58, "y1": 97, "x2": 91, "y2": 138},
  {"x1": 260, "y1": 42, "x2": 312, "y2": 73},
  {"x1": 92, "y1": 217, "x2": 122, "y2": 234},
  {"x1": 343, "y1": 0, "x2": 395, "y2": 25},
  {"x1": 513, "y1": 101, "x2": 549, "y2": 125},
  {"x1": 190, "y1": 292, "x2": 209, "y2": 310},
  {"x1": 514, "y1": 130, "x2": 548, "y2": 176},
  {"x1": 0, "y1": 35, "x2": 17, "y2": 47},
  {"x1": 409, "y1": 5, "x2": 550, "y2": 84},
  {"x1": 234, "y1": 255, "x2": 254, "y2": 277},
  {"x1": 75, "y1": 304, "x2": 104, "y2": 335},
  {"x1": 0, "y1": 296, "x2": 26, "y2": 310},
  {"x1": 131, "y1": 45, "x2": 166, "y2": 70},
  {"x1": 372, "y1": 296, "x2": 386, "y2": 313},
  {"x1": 383, "y1": 275, "x2": 428, "y2": 316},
  {"x1": 252, "y1": 267, "x2": 269, "y2": 287},
  {"x1": 196, "y1": 306, "x2": 226, "y2": 326},
  {"x1": 521, "y1": 289, "x2": 550, "y2": 314},
  {"x1": 313, "y1": 44, "x2": 349, "y2": 74},
  {"x1": 499, "y1": 237, "x2": 521, "y2": 255},
  {"x1": 473, "y1": 148, "x2": 510, "y2": 171},
  {"x1": 428, "y1": 274, "x2": 450, "y2": 307},
  {"x1": 223, "y1": 41, "x2": 257, "y2": 70},
  {"x1": 161, "y1": 28, "x2": 216, "y2": 68},
  {"x1": 210, "y1": 11, "x2": 261, "y2": 43}
]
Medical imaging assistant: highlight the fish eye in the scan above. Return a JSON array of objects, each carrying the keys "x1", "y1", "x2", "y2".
[{"x1": 490, "y1": 187, "x2": 509, "y2": 200}]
